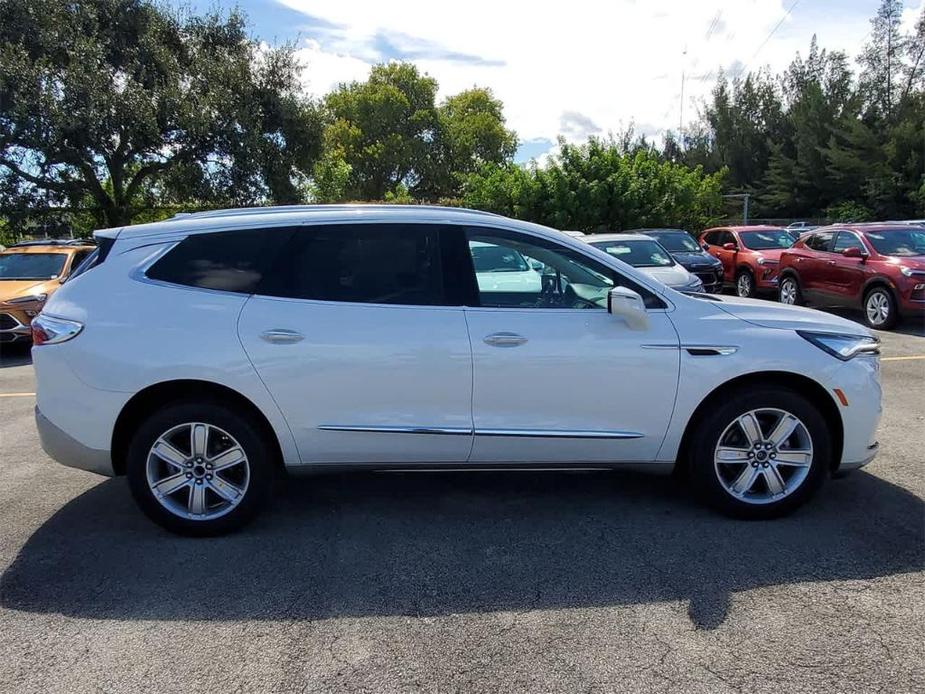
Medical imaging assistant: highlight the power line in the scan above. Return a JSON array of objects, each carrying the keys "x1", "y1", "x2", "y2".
[{"x1": 733, "y1": 0, "x2": 802, "y2": 78}]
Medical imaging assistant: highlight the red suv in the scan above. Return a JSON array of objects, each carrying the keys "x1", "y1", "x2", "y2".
[
  {"x1": 777, "y1": 224, "x2": 925, "y2": 330},
  {"x1": 698, "y1": 226, "x2": 793, "y2": 297}
]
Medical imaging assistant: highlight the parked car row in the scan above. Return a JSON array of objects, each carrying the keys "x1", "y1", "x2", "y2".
[{"x1": 592, "y1": 223, "x2": 924, "y2": 331}]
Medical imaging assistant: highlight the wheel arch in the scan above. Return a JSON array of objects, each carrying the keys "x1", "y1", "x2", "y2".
[
  {"x1": 675, "y1": 371, "x2": 844, "y2": 476},
  {"x1": 111, "y1": 379, "x2": 286, "y2": 476},
  {"x1": 861, "y1": 276, "x2": 897, "y2": 300}
]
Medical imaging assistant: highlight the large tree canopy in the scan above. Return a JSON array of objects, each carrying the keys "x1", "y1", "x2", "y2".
[{"x1": 0, "y1": 0, "x2": 321, "y2": 227}]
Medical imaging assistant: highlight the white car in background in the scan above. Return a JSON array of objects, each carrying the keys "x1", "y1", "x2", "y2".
[
  {"x1": 470, "y1": 240, "x2": 542, "y2": 294},
  {"x1": 586, "y1": 233, "x2": 705, "y2": 293},
  {"x1": 32, "y1": 205, "x2": 881, "y2": 535}
]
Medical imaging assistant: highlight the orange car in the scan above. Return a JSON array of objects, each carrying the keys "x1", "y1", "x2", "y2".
[{"x1": 0, "y1": 240, "x2": 96, "y2": 345}]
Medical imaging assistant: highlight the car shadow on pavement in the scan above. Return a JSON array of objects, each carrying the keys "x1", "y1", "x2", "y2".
[
  {"x1": 0, "y1": 343, "x2": 32, "y2": 368},
  {"x1": 2, "y1": 470, "x2": 922, "y2": 630}
]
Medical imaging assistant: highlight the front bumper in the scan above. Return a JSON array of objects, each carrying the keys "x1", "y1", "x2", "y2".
[
  {"x1": 35, "y1": 406, "x2": 114, "y2": 476},
  {"x1": 0, "y1": 311, "x2": 32, "y2": 344},
  {"x1": 755, "y1": 267, "x2": 780, "y2": 290}
]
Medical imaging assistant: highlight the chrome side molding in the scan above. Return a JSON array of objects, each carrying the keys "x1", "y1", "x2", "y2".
[{"x1": 319, "y1": 425, "x2": 643, "y2": 440}]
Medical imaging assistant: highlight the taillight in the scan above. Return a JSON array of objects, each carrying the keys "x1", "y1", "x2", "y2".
[{"x1": 32, "y1": 315, "x2": 83, "y2": 346}]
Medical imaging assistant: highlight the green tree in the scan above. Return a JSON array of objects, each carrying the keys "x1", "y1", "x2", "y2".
[
  {"x1": 858, "y1": 0, "x2": 906, "y2": 120},
  {"x1": 0, "y1": 0, "x2": 321, "y2": 227},
  {"x1": 323, "y1": 63, "x2": 440, "y2": 200}
]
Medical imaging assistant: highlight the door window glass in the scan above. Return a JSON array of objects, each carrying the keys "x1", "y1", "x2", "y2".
[
  {"x1": 262, "y1": 224, "x2": 446, "y2": 306},
  {"x1": 833, "y1": 232, "x2": 865, "y2": 253},
  {"x1": 465, "y1": 228, "x2": 664, "y2": 309}
]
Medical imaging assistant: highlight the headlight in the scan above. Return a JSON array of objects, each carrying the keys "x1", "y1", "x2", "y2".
[
  {"x1": 683, "y1": 277, "x2": 705, "y2": 292},
  {"x1": 756, "y1": 257, "x2": 766, "y2": 265},
  {"x1": 5, "y1": 293, "x2": 47, "y2": 305},
  {"x1": 900, "y1": 266, "x2": 924, "y2": 278},
  {"x1": 797, "y1": 331, "x2": 880, "y2": 360}
]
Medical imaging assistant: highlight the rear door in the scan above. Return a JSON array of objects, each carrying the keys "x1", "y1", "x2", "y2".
[
  {"x1": 238, "y1": 223, "x2": 473, "y2": 464},
  {"x1": 459, "y1": 226, "x2": 680, "y2": 464},
  {"x1": 798, "y1": 230, "x2": 835, "y2": 300},
  {"x1": 828, "y1": 230, "x2": 869, "y2": 304}
]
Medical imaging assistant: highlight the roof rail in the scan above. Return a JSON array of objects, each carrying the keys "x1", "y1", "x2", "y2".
[
  {"x1": 170, "y1": 204, "x2": 503, "y2": 221},
  {"x1": 9, "y1": 238, "x2": 96, "y2": 248}
]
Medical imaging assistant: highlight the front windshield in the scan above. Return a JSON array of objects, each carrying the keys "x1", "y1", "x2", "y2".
[
  {"x1": 647, "y1": 232, "x2": 700, "y2": 253},
  {"x1": 864, "y1": 228, "x2": 925, "y2": 257},
  {"x1": 590, "y1": 240, "x2": 674, "y2": 267},
  {"x1": 739, "y1": 230, "x2": 793, "y2": 250},
  {"x1": 0, "y1": 252, "x2": 67, "y2": 280},
  {"x1": 470, "y1": 243, "x2": 530, "y2": 272}
]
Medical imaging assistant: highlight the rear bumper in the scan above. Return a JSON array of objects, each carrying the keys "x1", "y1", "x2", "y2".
[{"x1": 35, "y1": 406, "x2": 113, "y2": 477}]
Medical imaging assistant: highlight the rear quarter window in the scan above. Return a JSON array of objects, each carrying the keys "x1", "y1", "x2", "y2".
[{"x1": 146, "y1": 228, "x2": 292, "y2": 294}]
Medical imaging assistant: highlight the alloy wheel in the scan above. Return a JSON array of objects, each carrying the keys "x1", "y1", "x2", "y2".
[
  {"x1": 866, "y1": 290, "x2": 890, "y2": 327},
  {"x1": 780, "y1": 278, "x2": 797, "y2": 304},
  {"x1": 145, "y1": 422, "x2": 250, "y2": 520},
  {"x1": 713, "y1": 408, "x2": 813, "y2": 505},
  {"x1": 737, "y1": 273, "x2": 753, "y2": 297}
]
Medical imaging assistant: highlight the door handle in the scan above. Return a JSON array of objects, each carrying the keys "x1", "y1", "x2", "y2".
[
  {"x1": 483, "y1": 332, "x2": 528, "y2": 348},
  {"x1": 260, "y1": 329, "x2": 304, "y2": 344},
  {"x1": 827, "y1": 260, "x2": 837, "y2": 265}
]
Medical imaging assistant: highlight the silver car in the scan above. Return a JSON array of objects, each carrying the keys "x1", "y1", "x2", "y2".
[{"x1": 586, "y1": 233, "x2": 704, "y2": 292}]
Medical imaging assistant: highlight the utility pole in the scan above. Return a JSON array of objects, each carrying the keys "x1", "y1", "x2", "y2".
[
  {"x1": 679, "y1": 46, "x2": 687, "y2": 146},
  {"x1": 722, "y1": 193, "x2": 751, "y2": 225}
]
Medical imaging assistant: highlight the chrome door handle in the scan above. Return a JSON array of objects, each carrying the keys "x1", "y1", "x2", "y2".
[
  {"x1": 827, "y1": 260, "x2": 837, "y2": 265},
  {"x1": 484, "y1": 332, "x2": 528, "y2": 348},
  {"x1": 260, "y1": 329, "x2": 304, "y2": 344}
]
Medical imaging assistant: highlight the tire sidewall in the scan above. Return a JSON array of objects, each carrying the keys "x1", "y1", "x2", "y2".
[
  {"x1": 126, "y1": 401, "x2": 273, "y2": 536},
  {"x1": 689, "y1": 387, "x2": 831, "y2": 519}
]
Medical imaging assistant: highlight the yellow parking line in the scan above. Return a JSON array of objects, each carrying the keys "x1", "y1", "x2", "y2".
[
  {"x1": 881, "y1": 355, "x2": 925, "y2": 362},
  {"x1": 0, "y1": 392, "x2": 35, "y2": 398}
]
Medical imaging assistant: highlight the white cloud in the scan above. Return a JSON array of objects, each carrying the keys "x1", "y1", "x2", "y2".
[{"x1": 282, "y1": 0, "x2": 883, "y2": 156}]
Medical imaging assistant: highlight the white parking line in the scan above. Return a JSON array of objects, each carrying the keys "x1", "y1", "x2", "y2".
[
  {"x1": 0, "y1": 392, "x2": 35, "y2": 398},
  {"x1": 881, "y1": 355, "x2": 925, "y2": 362}
]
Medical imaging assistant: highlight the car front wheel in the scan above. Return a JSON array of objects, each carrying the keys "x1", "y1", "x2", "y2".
[
  {"x1": 689, "y1": 387, "x2": 830, "y2": 519},
  {"x1": 863, "y1": 286, "x2": 898, "y2": 330},
  {"x1": 735, "y1": 270, "x2": 756, "y2": 298},
  {"x1": 126, "y1": 401, "x2": 274, "y2": 535}
]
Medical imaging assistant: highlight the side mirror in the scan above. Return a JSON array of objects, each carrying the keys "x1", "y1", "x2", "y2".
[
  {"x1": 722, "y1": 242, "x2": 737, "y2": 251},
  {"x1": 607, "y1": 286, "x2": 649, "y2": 330},
  {"x1": 842, "y1": 246, "x2": 865, "y2": 259}
]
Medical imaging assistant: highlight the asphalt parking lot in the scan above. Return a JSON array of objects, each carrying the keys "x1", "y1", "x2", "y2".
[{"x1": 0, "y1": 313, "x2": 923, "y2": 694}]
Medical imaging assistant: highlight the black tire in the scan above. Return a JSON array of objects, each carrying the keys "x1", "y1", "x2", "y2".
[
  {"x1": 778, "y1": 275, "x2": 804, "y2": 306},
  {"x1": 689, "y1": 387, "x2": 831, "y2": 519},
  {"x1": 862, "y1": 285, "x2": 899, "y2": 330},
  {"x1": 735, "y1": 269, "x2": 756, "y2": 298},
  {"x1": 126, "y1": 400, "x2": 274, "y2": 536}
]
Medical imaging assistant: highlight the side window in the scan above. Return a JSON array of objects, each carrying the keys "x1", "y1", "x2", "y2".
[
  {"x1": 805, "y1": 231, "x2": 834, "y2": 252},
  {"x1": 720, "y1": 231, "x2": 736, "y2": 246},
  {"x1": 833, "y1": 232, "x2": 864, "y2": 253},
  {"x1": 146, "y1": 228, "x2": 289, "y2": 293},
  {"x1": 69, "y1": 249, "x2": 93, "y2": 272},
  {"x1": 261, "y1": 224, "x2": 446, "y2": 306},
  {"x1": 465, "y1": 227, "x2": 664, "y2": 310},
  {"x1": 702, "y1": 231, "x2": 718, "y2": 246}
]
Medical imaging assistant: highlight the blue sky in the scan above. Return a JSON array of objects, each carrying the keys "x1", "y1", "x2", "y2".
[{"x1": 168, "y1": 1, "x2": 924, "y2": 163}]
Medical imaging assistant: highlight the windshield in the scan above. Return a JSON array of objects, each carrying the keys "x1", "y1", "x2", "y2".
[
  {"x1": 0, "y1": 252, "x2": 67, "y2": 280},
  {"x1": 864, "y1": 228, "x2": 925, "y2": 257},
  {"x1": 470, "y1": 243, "x2": 530, "y2": 272},
  {"x1": 590, "y1": 240, "x2": 674, "y2": 267},
  {"x1": 739, "y1": 230, "x2": 793, "y2": 250},
  {"x1": 646, "y1": 232, "x2": 700, "y2": 252}
]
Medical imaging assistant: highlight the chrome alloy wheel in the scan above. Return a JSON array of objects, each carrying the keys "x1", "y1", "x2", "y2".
[
  {"x1": 780, "y1": 278, "x2": 798, "y2": 304},
  {"x1": 713, "y1": 408, "x2": 813, "y2": 505},
  {"x1": 736, "y1": 273, "x2": 753, "y2": 297},
  {"x1": 145, "y1": 422, "x2": 250, "y2": 520},
  {"x1": 866, "y1": 290, "x2": 890, "y2": 327}
]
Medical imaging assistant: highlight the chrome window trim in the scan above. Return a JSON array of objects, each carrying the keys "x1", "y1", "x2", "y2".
[{"x1": 317, "y1": 425, "x2": 644, "y2": 440}]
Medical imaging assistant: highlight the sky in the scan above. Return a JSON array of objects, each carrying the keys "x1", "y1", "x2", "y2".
[{"x1": 172, "y1": 0, "x2": 924, "y2": 162}]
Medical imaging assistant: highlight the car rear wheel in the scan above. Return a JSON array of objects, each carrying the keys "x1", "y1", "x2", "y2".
[
  {"x1": 735, "y1": 270, "x2": 756, "y2": 298},
  {"x1": 689, "y1": 387, "x2": 830, "y2": 519},
  {"x1": 863, "y1": 286, "x2": 898, "y2": 330},
  {"x1": 126, "y1": 401, "x2": 273, "y2": 535},
  {"x1": 778, "y1": 276, "x2": 803, "y2": 305}
]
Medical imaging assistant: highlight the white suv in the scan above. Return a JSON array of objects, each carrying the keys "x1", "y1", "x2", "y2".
[{"x1": 32, "y1": 205, "x2": 882, "y2": 535}]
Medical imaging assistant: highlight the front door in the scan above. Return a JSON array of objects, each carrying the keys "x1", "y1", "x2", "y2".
[
  {"x1": 460, "y1": 227, "x2": 680, "y2": 463},
  {"x1": 238, "y1": 223, "x2": 473, "y2": 464},
  {"x1": 827, "y1": 231, "x2": 870, "y2": 304}
]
